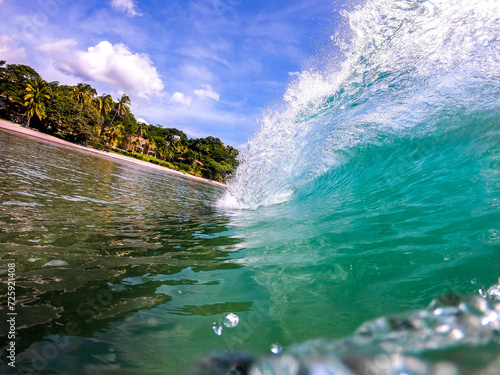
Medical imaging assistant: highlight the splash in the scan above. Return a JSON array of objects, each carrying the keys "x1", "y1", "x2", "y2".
[{"x1": 219, "y1": 0, "x2": 500, "y2": 209}]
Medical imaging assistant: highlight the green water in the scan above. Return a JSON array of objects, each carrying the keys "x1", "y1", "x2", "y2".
[
  {"x1": 3, "y1": 0, "x2": 500, "y2": 372},
  {"x1": 1, "y1": 122, "x2": 499, "y2": 374}
]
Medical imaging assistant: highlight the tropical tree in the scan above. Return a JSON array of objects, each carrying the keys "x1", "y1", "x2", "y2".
[
  {"x1": 132, "y1": 138, "x2": 142, "y2": 153},
  {"x1": 171, "y1": 139, "x2": 187, "y2": 156},
  {"x1": 70, "y1": 83, "x2": 97, "y2": 106},
  {"x1": 146, "y1": 137, "x2": 156, "y2": 155},
  {"x1": 24, "y1": 79, "x2": 52, "y2": 127},
  {"x1": 164, "y1": 146, "x2": 174, "y2": 162},
  {"x1": 67, "y1": 102, "x2": 102, "y2": 143},
  {"x1": 1, "y1": 63, "x2": 42, "y2": 101},
  {"x1": 93, "y1": 94, "x2": 113, "y2": 117},
  {"x1": 106, "y1": 122, "x2": 124, "y2": 147},
  {"x1": 111, "y1": 94, "x2": 131, "y2": 122},
  {"x1": 136, "y1": 122, "x2": 148, "y2": 139}
]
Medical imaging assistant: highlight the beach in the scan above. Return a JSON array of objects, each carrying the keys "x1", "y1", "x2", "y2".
[{"x1": 0, "y1": 119, "x2": 226, "y2": 188}]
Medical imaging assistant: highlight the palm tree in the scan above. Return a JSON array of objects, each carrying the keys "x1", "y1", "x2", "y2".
[
  {"x1": 95, "y1": 94, "x2": 114, "y2": 139},
  {"x1": 145, "y1": 137, "x2": 156, "y2": 156},
  {"x1": 164, "y1": 146, "x2": 174, "y2": 162},
  {"x1": 156, "y1": 147, "x2": 165, "y2": 160},
  {"x1": 93, "y1": 94, "x2": 113, "y2": 116},
  {"x1": 106, "y1": 122, "x2": 124, "y2": 147},
  {"x1": 24, "y1": 79, "x2": 51, "y2": 127},
  {"x1": 172, "y1": 139, "x2": 187, "y2": 156},
  {"x1": 136, "y1": 121, "x2": 148, "y2": 138},
  {"x1": 111, "y1": 94, "x2": 131, "y2": 122},
  {"x1": 70, "y1": 83, "x2": 97, "y2": 105},
  {"x1": 132, "y1": 138, "x2": 142, "y2": 153}
]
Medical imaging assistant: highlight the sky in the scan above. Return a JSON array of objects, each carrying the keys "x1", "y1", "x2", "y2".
[{"x1": 0, "y1": 0, "x2": 352, "y2": 146}]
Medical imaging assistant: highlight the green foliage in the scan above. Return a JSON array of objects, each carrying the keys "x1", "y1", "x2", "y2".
[
  {"x1": 67, "y1": 103, "x2": 103, "y2": 142},
  {"x1": 122, "y1": 111, "x2": 138, "y2": 138},
  {"x1": 70, "y1": 83, "x2": 97, "y2": 105},
  {"x1": 0, "y1": 60, "x2": 239, "y2": 182},
  {"x1": 0, "y1": 64, "x2": 41, "y2": 101},
  {"x1": 24, "y1": 79, "x2": 52, "y2": 126}
]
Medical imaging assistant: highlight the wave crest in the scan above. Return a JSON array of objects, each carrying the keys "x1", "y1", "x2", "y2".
[{"x1": 219, "y1": 0, "x2": 500, "y2": 210}]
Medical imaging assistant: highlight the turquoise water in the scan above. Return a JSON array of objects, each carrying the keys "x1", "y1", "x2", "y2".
[{"x1": 2, "y1": 0, "x2": 500, "y2": 373}]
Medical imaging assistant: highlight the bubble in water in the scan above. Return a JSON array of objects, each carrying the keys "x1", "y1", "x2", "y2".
[
  {"x1": 479, "y1": 288, "x2": 487, "y2": 297},
  {"x1": 444, "y1": 255, "x2": 450, "y2": 261},
  {"x1": 471, "y1": 278, "x2": 477, "y2": 284},
  {"x1": 212, "y1": 322, "x2": 223, "y2": 336},
  {"x1": 224, "y1": 313, "x2": 239, "y2": 328},
  {"x1": 270, "y1": 343, "x2": 283, "y2": 355}
]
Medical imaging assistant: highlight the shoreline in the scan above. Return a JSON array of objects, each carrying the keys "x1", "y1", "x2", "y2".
[{"x1": 0, "y1": 119, "x2": 226, "y2": 188}]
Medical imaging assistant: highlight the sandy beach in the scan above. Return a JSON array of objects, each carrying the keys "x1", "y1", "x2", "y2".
[{"x1": 0, "y1": 119, "x2": 226, "y2": 188}]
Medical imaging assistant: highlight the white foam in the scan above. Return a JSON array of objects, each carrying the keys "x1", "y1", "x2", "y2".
[{"x1": 219, "y1": 0, "x2": 500, "y2": 210}]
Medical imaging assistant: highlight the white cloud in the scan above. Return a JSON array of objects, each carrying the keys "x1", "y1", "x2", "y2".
[
  {"x1": 172, "y1": 92, "x2": 193, "y2": 106},
  {"x1": 55, "y1": 41, "x2": 164, "y2": 101},
  {"x1": 0, "y1": 34, "x2": 27, "y2": 63},
  {"x1": 194, "y1": 84, "x2": 220, "y2": 101},
  {"x1": 136, "y1": 117, "x2": 149, "y2": 124},
  {"x1": 36, "y1": 39, "x2": 77, "y2": 54},
  {"x1": 111, "y1": 0, "x2": 141, "y2": 16}
]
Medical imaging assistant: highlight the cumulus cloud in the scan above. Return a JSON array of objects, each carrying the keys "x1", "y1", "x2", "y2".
[
  {"x1": 193, "y1": 84, "x2": 220, "y2": 101},
  {"x1": 172, "y1": 92, "x2": 192, "y2": 106},
  {"x1": 111, "y1": 0, "x2": 141, "y2": 16},
  {"x1": 55, "y1": 41, "x2": 164, "y2": 101},
  {"x1": 0, "y1": 34, "x2": 27, "y2": 62}
]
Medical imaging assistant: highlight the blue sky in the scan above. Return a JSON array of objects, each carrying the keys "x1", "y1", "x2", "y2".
[{"x1": 0, "y1": 0, "x2": 352, "y2": 146}]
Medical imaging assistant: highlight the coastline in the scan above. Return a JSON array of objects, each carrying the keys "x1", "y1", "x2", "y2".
[{"x1": 0, "y1": 119, "x2": 226, "y2": 188}]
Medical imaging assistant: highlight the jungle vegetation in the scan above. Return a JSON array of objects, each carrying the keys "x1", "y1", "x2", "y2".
[{"x1": 0, "y1": 61, "x2": 238, "y2": 182}]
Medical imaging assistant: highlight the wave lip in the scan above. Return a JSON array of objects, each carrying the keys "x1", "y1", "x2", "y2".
[{"x1": 220, "y1": 0, "x2": 500, "y2": 210}]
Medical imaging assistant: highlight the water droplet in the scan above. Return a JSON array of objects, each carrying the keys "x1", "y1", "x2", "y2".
[
  {"x1": 224, "y1": 313, "x2": 239, "y2": 328},
  {"x1": 471, "y1": 278, "x2": 477, "y2": 284},
  {"x1": 270, "y1": 343, "x2": 282, "y2": 355},
  {"x1": 479, "y1": 288, "x2": 486, "y2": 297},
  {"x1": 212, "y1": 322, "x2": 223, "y2": 336},
  {"x1": 444, "y1": 255, "x2": 450, "y2": 261}
]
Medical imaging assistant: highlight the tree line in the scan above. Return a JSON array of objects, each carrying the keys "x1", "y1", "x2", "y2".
[{"x1": 0, "y1": 61, "x2": 238, "y2": 182}]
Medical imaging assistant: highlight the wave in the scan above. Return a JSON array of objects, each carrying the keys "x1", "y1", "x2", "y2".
[{"x1": 218, "y1": 0, "x2": 500, "y2": 210}]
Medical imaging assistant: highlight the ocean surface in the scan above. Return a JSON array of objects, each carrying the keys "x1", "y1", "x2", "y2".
[{"x1": 1, "y1": 0, "x2": 500, "y2": 373}]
